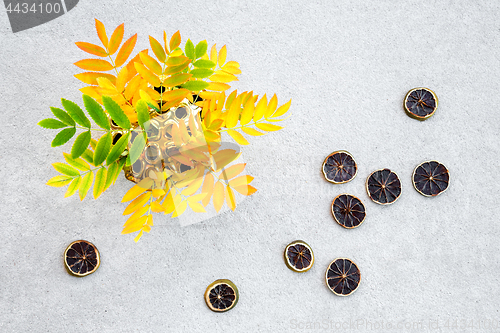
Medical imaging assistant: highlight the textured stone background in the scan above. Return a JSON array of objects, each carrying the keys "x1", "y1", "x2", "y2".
[{"x1": 1, "y1": 1, "x2": 499, "y2": 332}]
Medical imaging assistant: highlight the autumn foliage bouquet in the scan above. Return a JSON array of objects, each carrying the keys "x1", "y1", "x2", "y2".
[{"x1": 39, "y1": 19, "x2": 291, "y2": 242}]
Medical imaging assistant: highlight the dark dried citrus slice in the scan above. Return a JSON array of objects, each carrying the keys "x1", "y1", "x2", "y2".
[
  {"x1": 331, "y1": 194, "x2": 366, "y2": 229},
  {"x1": 204, "y1": 279, "x2": 239, "y2": 312},
  {"x1": 284, "y1": 240, "x2": 314, "y2": 272},
  {"x1": 64, "y1": 240, "x2": 100, "y2": 277},
  {"x1": 404, "y1": 87, "x2": 438, "y2": 120},
  {"x1": 325, "y1": 258, "x2": 361, "y2": 296},
  {"x1": 412, "y1": 161, "x2": 449, "y2": 197},
  {"x1": 366, "y1": 169, "x2": 401, "y2": 205},
  {"x1": 322, "y1": 150, "x2": 357, "y2": 184}
]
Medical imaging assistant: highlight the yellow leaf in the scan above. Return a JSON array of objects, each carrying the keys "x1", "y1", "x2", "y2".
[
  {"x1": 169, "y1": 31, "x2": 181, "y2": 51},
  {"x1": 265, "y1": 94, "x2": 278, "y2": 119},
  {"x1": 133, "y1": 230, "x2": 144, "y2": 242},
  {"x1": 122, "y1": 179, "x2": 153, "y2": 202},
  {"x1": 201, "y1": 172, "x2": 214, "y2": 206},
  {"x1": 152, "y1": 189, "x2": 166, "y2": 198},
  {"x1": 273, "y1": 99, "x2": 292, "y2": 118},
  {"x1": 212, "y1": 149, "x2": 241, "y2": 171},
  {"x1": 143, "y1": 225, "x2": 152, "y2": 233},
  {"x1": 254, "y1": 94, "x2": 267, "y2": 120},
  {"x1": 123, "y1": 205, "x2": 149, "y2": 227},
  {"x1": 188, "y1": 201, "x2": 206, "y2": 213},
  {"x1": 79, "y1": 171, "x2": 94, "y2": 201},
  {"x1": 181, "y1": 177, "x2": 203, "y2": 196},
  {"x1": 139, "y1": 51, "x2": 162, "y2": 76},
  {"x1": 162, "y1": 73, "x2": 192, "y2": 87},
  {"x1": 162, "y1": 88, "x2": 190, "y2": 101},
  {"x1": 97, "y1": 77, "x2": 117, "y2": 93},
  {"x1": 233, "y1": 184, "x2": 257, "y2": 196},
  {"x1": 225, "y1": 61, "x2": 239, "y2": 68},
  {"x1": 240, "y1": 97, "x2": 254, "y2": 125},
  {"x1": 108, "y1": 23, "x2": 124, "y2": 55},
  {"x1": 163, "y1": 31, "x2": 169, "y2": 54},
  {"x1": 221, "y1": 65, "x2": 242, "y2": 75},
  {"x1": 162, "y1": 191, "x2": 175, "y2": 214},
  {"x1": 225, "y1": 90, "x2": 237, "y2": 109},
  {"x1": 210, "y1": 44, "x2": 217, "y2": 62},
  {"x1": 115, "y1": 33, "x2": 138, "y2": 67},
  {"x1": 74, "y1": 59, "x2": 113, "y2": 71},
  {"x1": 225, "y1": 185, "x2": 236, "y2": 211},
  {"x1": 210, "y1": 72, "x2": 237, "y2": 83},
  {"x1": 93, "y1": 167, "x2": 107, "y2": 199},
  {"x1": 151, "y1": 201, "x2": 164, "y2": 213},
  {"x1": 171, "y1": 200, "x2": 187, "y2": 218},
  {"x1": 94, "y1": 19, "x2": 108, "y2": 49},
  {"x1": 187, "y1": 193, "x2": 207, "y2": 203},
  {"x1": 220, "y1": 163, "x2": 246, "y2": 180},
  {"x1": 122, "y1": 215, "x2": 148, "y2": 234},
  {"x1": 218, "y1": 45, "x2": 227, "y2": 66},
  {"x1": 115, "y1": 67, "x2": 129, "y2": 92},
  {"x1": 225, "y1": 96, "x2": 241, "y2": 129},
  {"x1": 134, "y1": 62, "x2": 161, "y2": 87},
  {"x1": 241, "y1": 127, "x2": 265, "y2": 136},
  {"x1": 208, "y1": 82, "x2": 231, "y2": 91},
  {"x1": 74, "y1": 72, "x2": 116, "y2": 86},
  {"x1": 75, "y1": 42, "x2": 107, "y2": 57},
  {"x1": 146, "y1": 214, "x2": 154, "y2": 226},
  {"x1": 255, "y1": 123, "x2": 283, "y2": 132},
  {"x1": 123, "y1": 192, "x2": 150, "y2": 215},
  {"x1": 228, "y1": 175, "x2": 254, "y2": 188},
  {"x1": 213, "y1": 182, "x2": 225, "y2": 212},
  {"x1": 149, "y1": 36, "x2": 166, "y2": 63},
  {"x1": 227, "y1": 129, "x2": 249, "y2": 145},
  {"x1": 65, "y1": 176, "x2": 81, "y2": 198}
]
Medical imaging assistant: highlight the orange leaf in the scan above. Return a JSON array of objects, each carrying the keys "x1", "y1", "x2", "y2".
[
  {"x1": 139, "y1": 51, "x2": 162, "y2": 76},
  {"x1": 225, "y1": 185, "x2": 236, "y2": 211},
  {"x1": 134, "y1": 62, "x2": 161, "y2": 87},
  {"x1": 228, "y1": 175, "x2": 254, "y2": 188},
  {"x1": 208, "y1": 82, "x2": 231, "y2": 91},
  {"x1": 162, "y1": 73, "x2": 192, "y2": 87},
  {"x1": 213, "y1": 181, "x2": 225, "y2": 212},
  {"x1": 218, "y1": 45, "x2": 227, "y2": 66},
  {"x1": 162, "y1": 88, "x2": 190, "y2": 101},
  {"x1": 220, "y1": 163, "x2": 246, "y2": 180},
  {"x1": 74, "y1": 72, "x2": 116, "y2": 85},
  {"x1": 115, "y1": 67, "x2": 129, "y2": 92},
  {"x1": 124, "y1": 50, "x2": 146, "y2": 80},
  {"x1": 163, "y1": 31, "x2": 169, "y2": 54},
  {"x1": 79, "y1": 86, "x2": 101, "y2": 101},
  {"x1": 201, "y1": 172, "x2": 214, "y2": 206},
  {"x1": 108, "y1": 23, "x2": 124, "y2": 55},
  {"x1": 169, "y1": 31, "x2": 181, "y2": 51},
  {"x1": 163, "y1": 60, "x2": 190, "y2": 75},
  {"x1": 74, "y1": 59, "x2": 113, "y2": 71},
  {"x1": 75, "y1": 42, "x2": 107, "y2": 57},
  {"x1": 232, "y1": 184, "x2": 257, "y2": 196},
  {"x1": 210, "y1": 72, "x2": 237, "y2": 83},
  {"x1": 161, "y1": 97, "x2": 184, "y2": 111},
  {"x1": 149, "y1": 36, "x2": 166, "y2": 63},
  {"x1": 95, "y1": 18, "x2": 108, "y2": 49},
  {"x1": 115, "y1": 33, "x2": 138, "y2": 67}
]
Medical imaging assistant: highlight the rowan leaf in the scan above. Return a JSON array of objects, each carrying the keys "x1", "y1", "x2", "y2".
[
  {"x1": 52, "y1": 162, "x2": 79, "y2": 176},
  {"x1": 225, "y1": 185, "x2": 236, "y2": 211},
  {"x1": 188, "y1": 201, "x2": 206, "y2": 213},
  {"x1": 185, "y1": 39, "x2": 195, "y2": 60},
  {"x1": 241, "y1": 127, "x2": 265, "y2": 136},
  {"x1": 107, "y1": 132, "x2": 129, "y2": 165},
  {"x1": 218, "y1": 45, "x2": 227, "y2": 66},
  {"x1": 213, "y1": 182, "x2": 225, "y2": 212},
  {"x1": 162, "y1": 73, "x2": 192, "y2": 87},
  {"x1": 151, "y1": 201, "x2": 165, "y2": 213},
  {"x1": 74, "y1": 72, "x2": 116, "y2": 85},
  {"x1": 91, "y1": 167, "x2": 106, "y2": 199},
  {"x1": 65, "y1": 176, "x2": 82, "y2": 197},
  {"x1": 123, "y1": 192, "x2": 150, "y2": 215},
  {"x1": 108, "y1": 23, "x2": 124, "y2": 55},
  {"x1": 134, "y1": 230, "x2": 144, "y2": 242},
  {"x1": 201, "y1": 172, "x2": 214, "y2": 206},
  {"x1": 136, "y1": 100, "x2": 150, "y2": 131},
  {"x1": 213, "y1": 149, "x2": 241, "y2": 171},
  {"x1": 169, "y1": 31, "x2": 181, "y2": 51},
  {"x1": 139, "y1": 51, "x2": 162, "y2": 76},
  {"x1": 79, "y1": 171, "x2": 94, "y2": 200},
  {"x1": 193, "y1": 59, "x2": 216, "y2": 69},
  {"x1": 115, "y1": 33, "x2": 138, "y2": 67},
  {"x1": 82, "y1": 94, "x2": 110, "y2": 130},
  {"x1": 122, "y1": 216, "x2": 148, "y2": 234},
  {"x1": 94, "y1": 133, "x2": 112, "y2": 166},
  {"x1": 38, "y1": 118, "x2": 67, "y2": 129},
  {"x1": 64, "y1": 153, "x2": 91, "y2": 171},
  {"x1": 95, "y1": 19, "x2": 108, "y2": 48},
  {"x1": 81, "y1": 149, "x2": 94, "y2": 165},
  {"x1": 162, "y1": 88, "x2": 190, "y2": 101},
  {"x1": 74, "y1": 59, "x2": 113, "y2": 71},
  {"x1": 210, "y1": 72, "x2": 237, "y2": 83},
  {"x1": 122, "y1": 179, "x2": 153, "y2": 202},
  {"x1": 255, "y1": 123, "x2": 283, "y2": 132},
  {"x1": 46, "y1": 175, "x2": 73, "y2": 187},
  {"x1": 134, "y1": 62, "x2": 161, "y2": 87},
  {"x1": 102, "y1": 96, "x2": 131, "y2": 129},
  {"x1": 233, "y1": 184, "x2": 257, "y2": 196},
  {"x1": 220, "y1": 163, "x2": 246, "y2": 180},
  {"x1": 171, "y1": 200, "x2": 187, "y2": 218},
  {"x1": 207, "y1": 82, "x2": 231, "y2": 91},
  {"x1": 61, "y1": 99, "x2": 91, "y2": 128},
  {"x1": 228, "y1": 175, "x2": 254, "y2": 188},
  {"x1": 51, "y1": 127, "x2": 76, "y2": 147},
  {"x1": 149, "y1": 36, "x2": 166, "y2": 63},
  {"x1": 227, "y1": 129, "x2": 249, "y2": 145},
  {"x1": 51, "y1": 107, "x2": 75, "y2": 126},
  {"x1": 75, "y1": 42, "x2": 107, "y2": 57},
  {"x1": 273, "y1": 99, "x2": 292, "y2": 118},
  {"x1": 190, "y1": 68, "x2": 214, "y2": 79},
  {"x1": 195, "y1": 40, "x2": 208, "y2": 59},
  {"x1": 128, "y1": 132, "x2": 146, "y2": 166},
  {"x1": 254, "y1": 94, "x2": 267, "y2": 120},
  {"x1": 181, "y1": 80, "x2": 209, "y2": 92},
  {"x1": 104, "y1": 158, "x2": 124, "y2": 190},
  {"x1": 225, "y1": 99, "x2": 241, "y2": 129},
  {"x1": 181, "y1": 177, "x2": 203, "y2": 196},
  {"x1": 71, "y1": 131, "x2": 91, "y2": 159},
  {"x1": 210, "y1": 44, "x2": 217, "y2": 62}
]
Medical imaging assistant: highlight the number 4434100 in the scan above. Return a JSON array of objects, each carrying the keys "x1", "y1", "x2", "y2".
[{"x1": 5, "y1": 2, "x2": 63, "y2": 14}]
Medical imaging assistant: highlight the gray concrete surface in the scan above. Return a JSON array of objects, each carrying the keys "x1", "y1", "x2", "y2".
[{"x1": 1, "y1": 1, "x2": 499, "y2": 332}]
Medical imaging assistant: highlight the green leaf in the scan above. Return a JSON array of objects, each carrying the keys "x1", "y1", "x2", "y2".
[
  {"x1": 82, "y1": 94, "x2": 110, "y2": 130},
  {"x1": 185, "y1": 39, "x2": 195, "y2": 60},
  {"x1": 65, "y1": 176, "x2": 82, "y2": 198},
  {"x1": 38, "y1": 118, "x2": 67, "y2": 129},
  {"x1": 193, "y1": 59, "x2": 216, "y2": 69},
  {"x1": 79, "y1": 171, "x2": 94, "y2": 201},
  {"x1": 52, "y1": 162, "x2": 79, "y2": 176},
  {"x1": 71, "y1": 131, "x2": 91, "y2": 159},
  {"x1": 102, "y1": 96, "x2": 131, "y2": 129},
  {"x1": 64, "y1": 153, "x2": 91, "y2": 171},
  {"x1": 190, "y1": 68, "x2": 214, "y2": 79},
  {"x1": 195, "y1": 40, "x2": 208, "y2": 59},
  {"x1": 136, "y1": 100, "x2": 150, "y2": 131},
  {"x1": 105, "y1": 160, "x2": 120, "y2": 191},
  {"x1": 93, "y1": 167, "x2": 107, "y2": 199},
  {"x1": 106, "y1": 132, "x2": 130, "y2": 165},
  {"x1": 51, "y1": 107, "x2": 75, "y2": 126},
  {"x1": 127, "y1": 132, "x2": 146, "y2": 166},
  {"x1": 181, "y1": 80, "x2": 210, "y2": 92},
  {"x1": 90, "y1": 138, "x2": 97, "y2": 150},
  {"x1": 46, "y1": 175, "x2": 73, "y2": 187},
  {"x1": 94, "y1": 132, "x2": 112, "y2": 166},
  {"x1": 51, "y1": 127, "x2": 76, "y2": 147},
  {"x1": 81, "y1": 149, "x2": 94, "y2": 165},
  {"x1": 61, "y1": 98, "x2": 91, "y2": 128},
  {"x1": 146, "y1": 102, "x2": 160, "y2": 113}
]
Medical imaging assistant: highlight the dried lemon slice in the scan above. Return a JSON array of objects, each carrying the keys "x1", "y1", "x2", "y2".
[
  {"x1": 325, "y1": 258, "x2": 361, "y2": 296},
  {"x1": 412, "y1": 160, "x2": 449, "y2": 197},
  {"x1": 64, "y1": 240, "x2": 100, "y2": 277},
  {"x1": 366, "y1": 169, "x2": 401, "y2": 205},
  {"x1": 404, "y1": 87, "x2": 438, "y2": 120},
  {"x1": 331, "y1": 194, "x2": 366, "y2": 229},
  {"x1": 204, "y1": 279, "x2": 239, "y2": 312},
  {"x1": 322, "y1": 151, "x2": 357, "y2": 184},
  {"x1": 284, "y1": 240, "x2": 314, "y2": 273}
]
